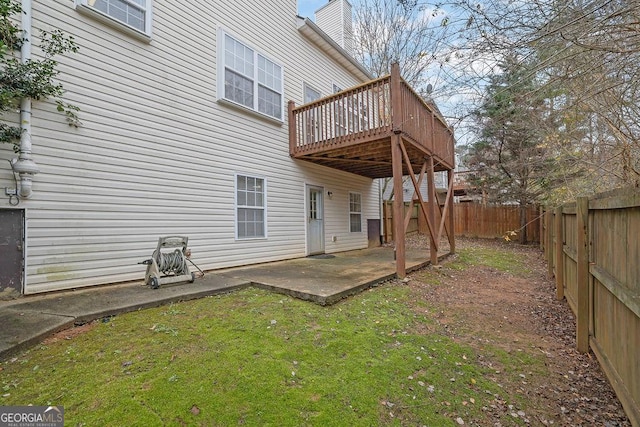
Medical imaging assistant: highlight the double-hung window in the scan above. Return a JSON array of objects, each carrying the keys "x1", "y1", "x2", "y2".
[
  {"x1": 77, "y1": 0, "x2": 152, "y2": 36},
  {"x1": 222, "y1": 31, "x2": 283, "y2": 120},
  {"x1": 303, "y1": 84, "x2": 322, "y2": 143},
  {"x1": 349, "y1": 192, "x2": 362, "y2": 233},
  {"x1": 304, "y1": 84, "x2": 321, "y2": 104},
  {"x1": 236, "y1": 175, "x2": 267, "y2": 239}
]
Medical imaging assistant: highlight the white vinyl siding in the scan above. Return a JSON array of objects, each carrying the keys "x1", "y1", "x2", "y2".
[
  {"x1": 349, "y1": 192, "x2": 362, "y2": 233},
  {"x1": 315, "y1": 0, "x2": 353, "y2": 53},
  {"x1": 236, "y1": 175, "x2": 266, "y2": 239},
  {"x1": 76, "y1": 0, "x2": 152, "y2": 36},
  {"x1": 221, "y1": 31, "x2": 283, "y2": 120}
]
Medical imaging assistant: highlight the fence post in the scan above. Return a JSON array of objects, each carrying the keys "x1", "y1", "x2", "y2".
[
  {"x1": 576, "y1": 196, "x2": 590, "y2": 353},
  {"x1": 546, "y1": 209, "x2": 553, "y2": 277},
  {"x1": 555, "y1": 206, "x2": 564, "y2": 300}
]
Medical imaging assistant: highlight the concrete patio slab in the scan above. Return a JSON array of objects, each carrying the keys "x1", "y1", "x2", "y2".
[
  {"x1": 0, "y1": 246, "x2": 444, "y2": 360},
  {"x1": 225, "y1": 247, "x2": 431, "y2": 305},
  {"x1": 0, "y1": 308, "x2": 74, "y2": 357},
  {"x1": 7, "y1": 273, "x2": 249, "y2": 322},
  {"x1": 0, "y1": 273, "x2": 249, "y2": 358}
]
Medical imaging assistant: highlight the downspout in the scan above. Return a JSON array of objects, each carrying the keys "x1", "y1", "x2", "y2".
[{"x1": 11, "y1": 0, "x2": 39, "y2": 198}]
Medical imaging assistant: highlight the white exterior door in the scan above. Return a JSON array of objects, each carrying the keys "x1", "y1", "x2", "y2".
[{"x1": 307, "y1": 185, "x2": 325, "y2": 255}]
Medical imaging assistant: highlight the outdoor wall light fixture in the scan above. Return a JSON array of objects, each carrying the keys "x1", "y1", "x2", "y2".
[{"x1": 327, "y1": 191, "x2": 333, "y2": 199}]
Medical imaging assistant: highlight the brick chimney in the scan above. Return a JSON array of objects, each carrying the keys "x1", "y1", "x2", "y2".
[{"x1": 315, "y1": 0, "x2": 353, "y2": 55}]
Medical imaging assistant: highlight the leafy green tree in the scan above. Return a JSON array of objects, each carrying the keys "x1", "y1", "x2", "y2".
[{"x1": 0, "y1": 0, "x2": 78, "y2": 152}]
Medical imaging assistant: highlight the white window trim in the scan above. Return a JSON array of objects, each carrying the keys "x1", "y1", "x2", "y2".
[
  {"x1": 75, "y1": 0, "x2": 152, "y2": 41},
  {"x1": 218, "y1": 28, "x2": 285, "y2": 123},
  {"x1": 235, "y1": 173, "x2": 268, "y2": 240},
  {"x1": 349, "y1": 192, "x2": 363, "y2": 233}
]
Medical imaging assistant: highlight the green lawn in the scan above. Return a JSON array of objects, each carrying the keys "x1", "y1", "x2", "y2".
[{"x1": 1, "y1": 247, "x2": 534, "y2": 426}]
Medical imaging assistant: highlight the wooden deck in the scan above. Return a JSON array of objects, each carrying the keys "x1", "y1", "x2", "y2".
[
  {"x1": 288, "y1": 65, "x2": 455, "y2": 179},
  {"x1": 288, "y1": 64, "x2": 456, "y2": 278}
]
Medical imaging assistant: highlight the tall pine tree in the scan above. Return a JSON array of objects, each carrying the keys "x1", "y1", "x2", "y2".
[{"x1": 464, "y1": 58, "x2": 556, "y2": 242}]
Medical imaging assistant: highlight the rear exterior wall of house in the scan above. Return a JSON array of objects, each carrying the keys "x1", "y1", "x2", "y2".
[{"x1": 0, "y1": 0, "x2": 380, "y2": 294}]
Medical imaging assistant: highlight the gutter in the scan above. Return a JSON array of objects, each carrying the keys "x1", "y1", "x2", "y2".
[
  {"x1": 11, "y1": 0, "x2": 39, "y2": 199},
  {"x1": 296, "y1": 16, "x2": 372, "y2": 82}
]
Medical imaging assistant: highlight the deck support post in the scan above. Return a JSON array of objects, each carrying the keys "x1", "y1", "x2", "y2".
[
  {"x1": 390, "y1": 63, "x2": 406, "y2": 279},
  {"x1": 447, "y1": 169, "x2": 455, "y2": 254},
  {"x1": 427, "y1": 156, "x2": 438, "y2": 265},
  {"x1": 391, "y1": 134, "x2": 406, "y2": 278},
  {"x1": 434, "y1": 168, "x2": 454, "y2": 255}
]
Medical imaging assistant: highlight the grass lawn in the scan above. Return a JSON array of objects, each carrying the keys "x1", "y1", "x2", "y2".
[{"x1": 1, "y1": 246, "x2": 536, "y2": 426}]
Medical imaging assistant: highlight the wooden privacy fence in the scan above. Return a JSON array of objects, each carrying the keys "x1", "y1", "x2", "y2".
[
  {"x1": 382, "y1": 201, "x2": 419, "y2": 241},
  {"x1": 542, "y1": 188, "x2": 640, "y2": 426},
  {"x1": 383, "y1": 202, "x2": 540, "y2": 242},
  {"x1": 454, "y1": 203, "x2": 540, "y2": 242}
]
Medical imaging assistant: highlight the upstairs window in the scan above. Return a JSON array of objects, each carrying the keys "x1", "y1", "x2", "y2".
[
  {"x1": 303, "y1": 84, "x2": 322, "y2": 143},
  {"x1": 304, "y1": 84, "x2": 321, "y2": 104},
  {"x1": 77, "y1": 0, "x2": 152, "y2": 36},
  {"x1": 221, "y1": 31, "x2": 283, "y2": 121},
  {"x1": 349, "y1": 192, "x2": 362, "y2": 233}
]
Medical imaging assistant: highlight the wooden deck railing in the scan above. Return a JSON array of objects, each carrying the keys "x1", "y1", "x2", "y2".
[
  {"x1": 288, "y1": 65, "x2": 455, "y2": 168},
  {"x1": 289, "y1": 76, "x2": 392, "y2": 153},
  {"x1": 397, "y1": 80, "x2": 453, "y2": 165}
]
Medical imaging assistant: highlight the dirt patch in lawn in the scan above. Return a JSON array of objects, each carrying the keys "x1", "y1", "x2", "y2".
[
  {"x1": 406, "y1": 237, "x2": 630, "y2": 426},
  {"x1": 42, "y1": 320, "x2": 98, "y2": 345}
]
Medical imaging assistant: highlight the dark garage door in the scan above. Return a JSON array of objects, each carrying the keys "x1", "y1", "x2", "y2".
[{"x1": 0, "y1": 209, "x2": 24, "y2": 294}]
